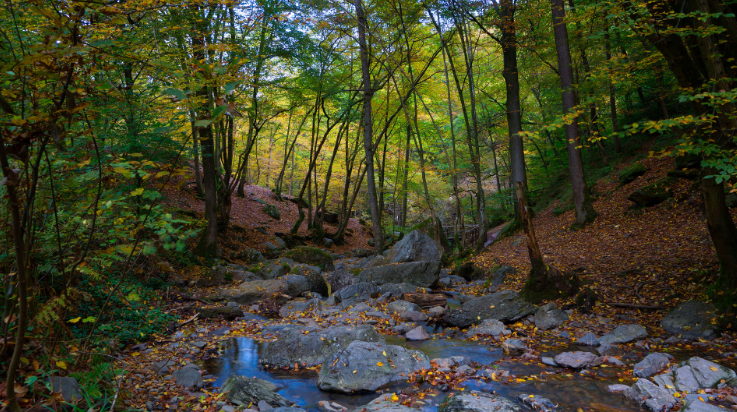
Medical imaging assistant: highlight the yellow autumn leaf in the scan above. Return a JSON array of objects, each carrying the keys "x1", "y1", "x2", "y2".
[
  {"x1": 130, "y1": 187, "x2": 144, "y2": 196},
  {"x1": 709, "y1": 366, "x2": 719, "y2": 371},
  {"x1": 382, "y1": 351, "x2": 387, "y2": 356},
  {"x1": 353, "y1": 370, "x2": 357, "y2": 374},
  {"x1": 391, "y1": 394, "x2": 399, "y2": 401},
  {"x1": 68, "y1": 317, "x2": 81, "y2": 323},
  {"x1": 377, "y1": 362, "x2": 384, "y2": 367},
  {"x1": 56, "y1": 361, "x2": 67, "y2": 369}
]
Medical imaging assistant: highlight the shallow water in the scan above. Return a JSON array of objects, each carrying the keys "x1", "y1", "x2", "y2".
[{"x1": 204, "y1": 334, "x2": 647, "y2": 411}]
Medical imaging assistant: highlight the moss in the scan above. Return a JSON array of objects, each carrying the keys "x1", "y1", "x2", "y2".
[
  {"x1": 247, "y1": 263, "x2": 264, "y2": 274},
  {"x1": 627, "y1": 177, "x2": 676, "y2": 207},
  {"x1": 350, "y1": 268, "x2": 363, "y2": 276},
  {"x1": 281, "y1": 246, "x2": 335, "y2": 271},
  {"x1": 618, "y1": 163, "x2": 648, "y2": 185}
]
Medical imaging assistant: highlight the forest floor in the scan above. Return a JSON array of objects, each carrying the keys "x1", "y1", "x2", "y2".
[{"x1": 104, "y1": 155, "x2": 737, "y2": 412}]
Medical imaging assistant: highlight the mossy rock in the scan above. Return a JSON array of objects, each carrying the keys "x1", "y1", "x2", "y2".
[
  {"x1": 618, "y1": 163, "x2": 648, "y2": 185},
  {"x1": 627, "y1": 177, "x2": 676, "y2": 207},
  {"x1": 263, "y1": 203, "x2": 280, "y2": 220},
  {"x1": 281, "y1": 246, "x2": 335, "y2": 271},
  {"x1": 675, "y1": 152, "x2": 702, "y2": 170}
]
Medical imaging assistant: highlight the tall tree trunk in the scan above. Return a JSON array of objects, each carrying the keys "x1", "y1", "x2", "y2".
[
  {"x1": 550, "y1": 0, "x2": 597, "y2": 226},
  {"x1": 605, "y1": 28, "x2": 622, "y2": 153},
  {"x1": 355, "y1": 0, "x2": 384, "y2": 255}
]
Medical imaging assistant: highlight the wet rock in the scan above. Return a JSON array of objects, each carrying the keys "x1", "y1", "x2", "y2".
[
  {"x1": 335, "y1": 282, "x2": 379, "y2": 306},
  {"x1": 401, "y1": 311, "x2": 428, "y2": 322},
  {"x1": 357, "y1": 261, "x2": 440, "y2": 288},
  {"x1": 392, "y1": 323, "x2": 416, "y2": 334},
  {"x1": 598, "y1": 324, "x2": 647, "y2": 345},
  {"x1": 387, "y1": 300, "x2": 422, "y2": 315},
  {"x1": 405, "y1": 326, "x2": 431, "y2": 341},
  {"x1": 222, "y1": 376, "x2": 292, "y2": 408},
  {"x1": 280, "y1": 274, "x2": 310, "y2": 297},
  {"x1": 357, "y1": 394, "x2": 420, "y2": 411},
  {"x1": 387, "y1": 230, "x2": 443, "y2": 264},
  {"x1": 542, "y1": 357, "x2": 558, "y2": 367},
  {"x1": 456, "y1": 365, "x2": 475, "y2": 375},
  {"x1": 518, "y1": 394, "x2": 557, "y2": 411},
  {"x1": 576, "y1": 333, "x2": 599, "y2": 346},
  {"x1": 597, "y1": 343, "x2": 620, "y2": 356},
  {"x1": 534, "y1": 302, "x2": 569, "y2": 331},
  {"x1": 624, "y1": 378, "x2": 677, "y2": 412},
  {"x1": 607, "y1": 384, "x2": 631, "y2": 393},
  {"x1": 661, "y1": 301, "x2": 718, "y2": 340},
  {"x1": 674, "y1": 365, "x2": 700, "y2": 393},
  {"x1": 502, "y1": 338, "x2": 528, "y2": 355},
  {"x1": 219, "y1": 279, "x2": 289, "y2": 304},
  {"x1": 681, "y1": 400, "x2": 725, "y2": 412},
  {"x1": 261, "y1": 325, "x2": 384, "y2": 368},
  {"x1": 438, "y1": 391, "x2": 522, "y2": 412},
  {"x1": 173, "y1": 365, "x2": 203, "y2": 390},
  {"x1": 553, "y1": 351, "x2": 600, "y2": 369},
  {"x1": 445, "y1": 290, "x2": 536, "y2": 328},
  {"x1": 317, "y1": 341, "x2": 430, "y2": 393},
  {"x1": 317, "y1": 400, "x2": 348, "y2": 412},
  {"x1": 686, "y1": 357, "x2": 737, "y2": 388},
  {"x1": 634, "y1": 353, "x2": 674, "y2": 378},
  {"x1": 466, "y1": 319, "x2": 510, "y2": 337},
  {"x1": 605, "y1": 357, "x2": 625, "y2": 367},
  {"x1": 279, "y1": 299, "x2": 321, "y2": 318},
  {"x1": 197, "y1": 306, "x2": 244, "y2": 320},
  {"x1": 50, "y1": 376, "x2": 84, "y2": 402},
  {"x1": 438, "y1": 275, "x2": 468, "y2": 288},
  {"x1": 429, "y1": 306, "x2": 446, "y2": 317}
]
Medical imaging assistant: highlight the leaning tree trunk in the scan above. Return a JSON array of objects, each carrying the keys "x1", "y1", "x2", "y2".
[{"x1": 550, "y1": 0, "x2": 597, "y2": 227}]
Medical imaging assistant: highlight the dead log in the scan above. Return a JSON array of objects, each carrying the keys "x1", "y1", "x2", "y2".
[{"x1": 401, "y1": 293, "x2": 447, "y2": 308}]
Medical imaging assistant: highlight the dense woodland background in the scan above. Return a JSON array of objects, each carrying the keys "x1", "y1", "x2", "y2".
[{"x1": 1, "y1": 0, "x2": 737, "y2": 410}]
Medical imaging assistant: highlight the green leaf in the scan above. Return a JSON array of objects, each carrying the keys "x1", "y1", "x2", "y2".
[
  {"x1": 126, "y1": 292, "x2": 141, "y2": 302},
  {"x1": 225, "y1": 81, "x2": 238, "y2": 94},
  {"x1": 164, "y1": 88, "x2": 187, "y2": 101},
  {"x1": 130, "y1": 187, "x2": 144, "y2": 196},
  {"x1": 194, "y1": 119, "x2": 212, "y2": 127}
]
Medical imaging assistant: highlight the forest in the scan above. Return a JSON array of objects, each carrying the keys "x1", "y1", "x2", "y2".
[{"x1": 1, "y1": 0, "x2": 737, "y2": 411}]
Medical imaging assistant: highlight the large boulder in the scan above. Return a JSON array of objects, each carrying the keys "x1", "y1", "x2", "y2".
[
  {"x1": 289, "y1": 264, "x2": 329, "y2": 296},
  {"x1": 686, "y1": 357, "x2": 737, "y2": 388},
  {"x1": 280, "y1": 274, "x2": 310, "y2": 297},
  {"x1": 357, "y1": 261, "x2": 440, "y2": 288},
  {"x1": 534, "y1": 302, "x2": 569, "y2": 331},
  {"x1": 222, "y1": 376, "x2": 292, "y2": 408},
  {"x1": 334, "y1": 282, "x2": 379, "y2": 306},
  {"x1": 282, "y1": 246, "x2": 335, "y2": 271},
  {"x1": 661, "y1": 301, "x2": 718, "y2": 340},
  {"x1": 263, "y1": 203, "x2": 281, "y2": 220},
  {"x1": 438, "y1": 391, "x2": 522, "y2": 412},
  {"x1": 598, "y1": 324, "x2": 648, "y2": 345},
  {"x1": 627, "y1": 178, "x2": 675, "y2": 207},
  {"x1": 317, "y1": 341, "x2": 431, "y2": 393},
  {"x1": 411, "y1": 217, "x2": 452, "y2": 253},
  {"x1": 386, "y1": 230, "x2": 443, "y2": 264},
  {"x1": 328, "y1": 269, "x2": 356, "y2": 294},
  {"x1": 624, "y1": 378, "x2": 677, "y2": 412},
  {"x1": 445, "y1": 290, "x2": 537, "y2": 328},
  {"x1": 261, "y1": 325, "x2": 384, "y2": 368},
  {"x1": 219, "y1": 279, "x2": 289, "y2": 304}
]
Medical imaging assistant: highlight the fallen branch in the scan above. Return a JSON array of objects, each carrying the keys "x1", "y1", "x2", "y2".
[{"x1": 604, "y1": 302, "x2": 665, "y2": 310}]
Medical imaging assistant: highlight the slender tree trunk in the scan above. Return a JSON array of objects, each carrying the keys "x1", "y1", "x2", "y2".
[
  {"x1": 605, "y1": 29, "x2": 622, "y2": 153},
  {"x1": 190, "y1": 110, "x2": 205, "y2": 196},
  {"x1": 355, "y1": 0, "x2": 384, "y2": 255},
  {"x1": 550, "y1": 0, "x2": 597, "y2": 226}
]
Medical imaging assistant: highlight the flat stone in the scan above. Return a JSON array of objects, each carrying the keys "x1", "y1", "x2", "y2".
[
  {"x1": 674, "y1": 365, "x2": 701, "y2": 393},
  {"x1": 553, "y1": 351, "x2": 600, "y2": 369},
  {"x1": 437, "y1": 391, "x2": 522, "y2": 412},
  {"x1": 405, "y1": 326, "x2": 431, "y2": 341},
  {"x1": 222, "y1": 376, "x2": 292, "y2": 408},
  {"x1": 625, "y1": 378, "x2": 676, "y2": 412},
  {"x1": 661, "y1": 301, "x2": 718, "y2": 340},
  {"x1": 387, "y1": 300, "x2": 421, "y2": 314},
  {"x1": 173, "y1": 366, "x2": 203, "y2": 390},
  {"x1": 608, "y1": 384, "x2": 631, "y2": 393},
  {"x1": 467, "y1": 319, "x2": 509, "y2": 337},
  {"x1": 50, "y1": 376, "x2": 83, "y2": 402},
  {"x1": 598, "y1": 324, "x2": 647, "y2": 345},
  {"x1": 445, "y1": 290, "x2": 536, "y2": 328},
  {"x1": 633, "y1": 353, "x2": 674, "y2": 378},
  {"x1": 686, "y1": 357, "x2": 737, "y2": 388},
  {"x1": 502, "y1": 338, "x2": 527, "y2": 355},
  {"x1": 534, "y1": 302, "x2": 569, "y2": 331},
  {"x1": 357, "y1": 394, "x2": 420, "y2": 411},
  {"x1": 542, "y1": 357, "x2": 558, "y2": 367},
  {"x1": 576, "y1": 333, "x2": 599, "y2": 346},
  {"x1": 681, "y1": 400, "x2": 726, "y2": 412},
  {"x1": 518, "y1": 394, "x2": 557, "y2": 411}
]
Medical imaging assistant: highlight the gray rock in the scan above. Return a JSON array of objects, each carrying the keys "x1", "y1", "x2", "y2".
[
  {"x1": 445, "y1": 290, "x2": 537, "y2": 328},
  {"x1": 279, "y1": 299, "x2": 322, "y2": 318},
  {"x1": 624, "y1": 378, "x2": 677, "y2": 412},
  {"x1": 661, "y1": 301, "x2": 718, "y2": 340},
  {"x1": 387, "y1": 230, "x2": 443, "y2": 264},
  {"x1": 634, "y1": 353, "x2": 673, "y2": 378},
  {"x1": 542, "y1": 357, "x2": 558, "y2": 367},
  {"x1": 534, "y1": 303, "x2": 569, "y2": 331},
  {"x1": 173, "y1": 365, "x2": 203, "y2": 390},
  {"x1": 349, "y1": 302, "x2": 372, "y2": 313},
  {"x1": 222, "y1": 376, "x2": 292, "y2": 408},
  {"x1": 686, "y1": 357, "x2": 737, "y2": 388},
  {"x1": 405, "y1": 326, "x2": 431, "y2": 341},
  {"x1": 282, "y1": 246, "x2": 335, "y2": 271},
  {"x1": 438, "y1": 275, "x2": 468, "y2": 288},
  {"x1": 598, "y1": 324, "x2": 647, "y2": 345},
  {"x1": 607, "y1": 384, "x2": 631, "y2": 393},
  {"x1": 681, "y1": 400, "x2": 725, "y2": 412},
  {"x1": 151, "y1": 360, "x2": 176, "y2": 375},
  {"x1": 335, "y1": 282, "x2": 379, "y2": 306},
  {"x1": 387, "y1": 300, "x2": 422, "y2": 314},
  {"x1": 220, "y1": 279, "x2": 289, "y2": 304},
  {"x1": 466, "y1": 319, "x2": 509, "y2": 337},
  {"x1": 437, "y1": 391, "x2": 522, "y2": 412},
  {"x1": 317, "y1": 400, "x2": 348, "y2": 412},
  {"x1": 597, "y1": 343, "x2": 619, "y2": 356},
  {"x1": 261, "y1": 325, "x2": 385, "y2": 368},
  {"x1": 357, "y1": 261, "x2": 440, "y2": 288},
  {"x1": 377, "y1": 283, "x2": 420, "y2": 297},
  {"x1": 258, "y1": 400, "x2": 271, "y2": 411},
  {"x1": 401, "y1": 311, "x2": 428, "y2": 322},
  {"x1": 502, "y1": 338, "x2": 528, "y2": 355},
  {"x1": 490, "y1": 266, "x2": 517, "y2": 287},
  {"x1": 317, "y1": 341, "x2": 431, "y2": 393},
  {"x1": 674, "y1": 365, "x2": 701, "y2": 393},
  {"x1": 280, "y1": 274, "x2": 311, "y2": 297},
  {"x1": 50, "y1": 376, "x2": 84, "y2": 402},
  {"x1": 357, "y1": 394, "x2": 420, "y2": 411},
  {"x1": 457, "y1": 365, "x2": 475, "y2": 376},
  {"x1": 328, "y1": 269, "x2": 355, "y2": 294},
  {"x1": 553, "y1": 351, "x2": 600, "y2": 369},
  {"x1": 429, "y1": 306, "x2": 446, "y2": 317},
  {"x1": 289, "y1": 264, "x2": 329, "y2": 296},
  {"x1": 197, "y1": 305, "x2": 245, "y2": 320},
  {"x1": 653, "y1": 373, "x2": 677, "y2": 395},
  {"x1": 576, "y1": 333, "x2": 599, "y2": 346},
  {"x1": 518, "y1": 394, "x2": 557, "y2": 411},
  {"x1": 392, "y1": 323, "x2": 416, "y2": 334}
]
